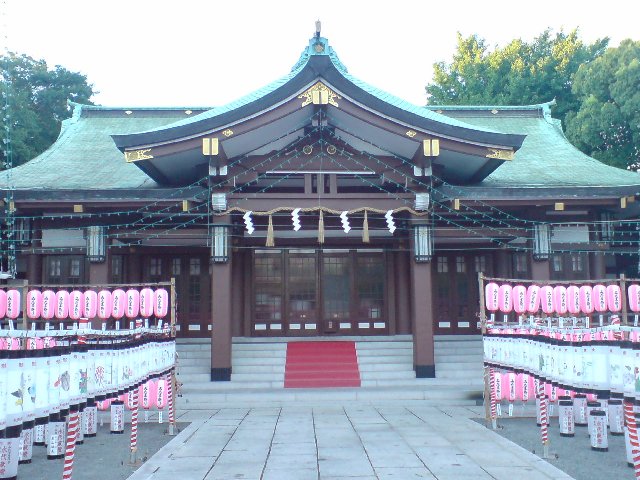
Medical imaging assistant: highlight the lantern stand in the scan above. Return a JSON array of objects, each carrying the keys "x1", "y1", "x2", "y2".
[
  {"x1": 479, "y1": 273, "x2": 497, "y2": 429},
  {"x1": 168, "y1": 369, "x2": 178, "y2": 436},
  {"x1": 129, "y1": 388, "x2": 141, "y2": 466}
]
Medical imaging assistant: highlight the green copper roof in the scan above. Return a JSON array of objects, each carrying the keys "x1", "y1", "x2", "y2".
[
  {"x1": 126, "y1": 35, "x2": 501, "y2": 138},
  {"x1": 429, "y1": 104, "x2": 640, "y2": 188},
  {"x1": 0, "y1": 104, "x2": 204, "y2": 190}
]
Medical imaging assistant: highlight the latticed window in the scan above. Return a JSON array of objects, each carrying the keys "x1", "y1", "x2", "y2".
[
  {"x1": 189, "y1": 258, "x2": 201, "y2": 275},
  {"x1": 474, "y1": 255, "x2": 486, "y2": 273},
  {"x1": 552, "y1": 254, "x2": 563, "y2": 272},
  {"x1": 171, "y1": 258, "x2": 181, "y2": 276},
  {"x1": 571, "y1": 254, "x2": 584, "y2": 272},
  {"x1": 455, "y1": 256, "x2": 466, "y2": 273},
  {"x1": 514, "y1": 254, "x2": 528, "y2": 273},
  {"x1": 436, "y1": 256, "x2": 448, "y2": 273},
  {"x1": 150, "y1": 258, "x2": 162, "y2": 277}
]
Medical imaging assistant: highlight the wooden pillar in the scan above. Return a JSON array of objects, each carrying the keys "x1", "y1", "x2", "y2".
[
  {"x1": 211, "y1": 219, "x2": 232, "y2": 381},
  {"x1": 410, "y1": 234, "x2": 435, "y2": 378},
  {"x1": 395, "y1": 249, "x2": 411, "y2": 334},
  {"x1": 531, "y1": 258, "x2": 551, "y2": 281},
  {"x1": 128, "y1": 250, "x2": 142, "y2": 283},
  {"x1": 88, "y1": 260, "x2": 109, "y2": 284},
  {"x1": 26, "y1": 253, "x2": 42, "y2": 285},
  {"x1": 591, "y1": 252, "x2": 606, "y2": 279},
  {"x1": 231, "y1": 250, "x2": 243, "y2": 337}
]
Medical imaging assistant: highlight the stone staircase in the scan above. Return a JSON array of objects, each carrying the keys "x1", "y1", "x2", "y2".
[{"x1": 175, "y1": 335, "x2": 484, "y2": 408}]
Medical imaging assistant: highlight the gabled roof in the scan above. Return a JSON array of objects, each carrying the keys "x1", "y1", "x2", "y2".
[
  {"x1": 428, "y1": 102, "x2": 640, "y2": 190},
  {"x1": 112, "y1": 36, "x2": 524, "y2": 151},
  {"x1": 0, "y1": 104, "x2": 207, "y2": 191}
]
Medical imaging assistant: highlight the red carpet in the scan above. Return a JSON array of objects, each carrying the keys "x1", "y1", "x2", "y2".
[{"x1": 284, "y1": 341, "x2": 361, "y2": 388}]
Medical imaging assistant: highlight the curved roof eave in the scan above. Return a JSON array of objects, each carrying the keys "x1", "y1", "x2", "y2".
[{"x1": 112, "y1": 46, "x2": 525, "y2": 152}]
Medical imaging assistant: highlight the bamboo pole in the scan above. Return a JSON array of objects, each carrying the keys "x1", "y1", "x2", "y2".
[
  {"x1": 170, "y1": 277, "x2": 177, "y2": 336},
  {"x1": 21, "y1": 280, "x2": 29, "y2": 330},
  {"x1": 478, "y1": 272, "x2": 494, "y2": 429}
]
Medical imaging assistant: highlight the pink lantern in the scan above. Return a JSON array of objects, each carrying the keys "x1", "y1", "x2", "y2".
[
  {"x1": 553, "y1": 286, "x2": 568, "y2": 315},
  {"x1": 526, "y1": 285, "x2": 541, "y2": 313},
  {"x1": 154, "y1": 289, "x2": 169, "y2": 318},
  {"x1": 54, "y1": 290, "x2": 69, "y2": 319},
  {"x1": 517, "y1": 373, "x2": 532, "y2": 402},
  {"x1": 126, "y1": 289, "x2": 141, "y2": 319},
  {"x1": 68, "y1": 290, "x2": 83, "y2": 320},
  {"x1": 606, "y1": 284, "x2": 622, "y2": 312},
  {"x1": 83, "y1": 290, "x2": 98, "y2": 318},
  {"x1": 140, "y1": 381, "x2": 154, "y2": 410},
  {"x1": 27, "y1": 290, "x2": 43, "y2": 319},
  {"x1": 592, "y1": 284, "x2": 608, "y2": 312},
  {"x1": 41, "y1": 290, "x2": 55, "y2": 319},
  {"x1": 540, "y1": 285, "x2": 554, "y2": 314},
  {"x1": 97, "y1": 290, "x2": 112, "y2": 319},
  {"x1": 629, "y1": 284, "x2": 640, "y2": 312},
  {"x1": 494, "y1": 372, "x2": 504, "y2": 401},
  {"x1": 0, "y1": 290, "x2": 6, "y2": 318},
  {"x1": 485, "y1": 282, "x2": 500, "y2": 311},
  {"x1": 111, "y1": 289, "x2": 126, "y2": 319},
  {"x1": 6, "y1": 289, "x2": 21, "y2": 319},
  {"x1": 506, "y1": 372, "x2": 517, "y2": 402},
  {"x1": 579, "y1": 285, "x2": 594, "y2": 314},
  {"x1": 155, "y1": 378, "x2": 167, "y2": 409},
  {"x1": 139, "y1": 288, "x2": 154, "y2": 318},
  {"x1": 512, "y1": 285, "x2": 527, "y2": 314},
  {"x1": 125, "y1": 391, "x2": 137, "y2": 411},
  {"x1": 567, "y1": 286, "x2": 580, "y2": 315},
  {"x1": 96, "y1": 398, "x2": 112, "y2": 411},
  {"x1": 498, "y1": 284, "x2": 513, "y2": 313}
]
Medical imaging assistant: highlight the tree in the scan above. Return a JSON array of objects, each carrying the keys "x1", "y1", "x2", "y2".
[
  {"x1": 0, "y1": 53, "x2": 96, "y2": 169},
  {"x1": 564, "y1": 39, "x2": 640, "y2": 170},
  {"x1": 426, "y1": 29, "x2": 608, "y2": 126}
]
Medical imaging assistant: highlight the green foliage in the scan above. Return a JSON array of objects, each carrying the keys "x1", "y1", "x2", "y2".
[
  {"x1": 426, "y1": 29, "x2": 608, "y2": 125},
  {"x1": 1, "y1": 53, "x2": 96, "y2": 169},
  {"x1": 565, "y1": 39, "x2": 640, "y2": 170}
]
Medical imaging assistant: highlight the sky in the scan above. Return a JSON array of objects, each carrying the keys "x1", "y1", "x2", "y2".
[{"x1": 3, "y1": 0, "x2": 639, "y2": 108}]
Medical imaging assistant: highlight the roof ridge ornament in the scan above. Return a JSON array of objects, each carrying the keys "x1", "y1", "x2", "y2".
[
  {"x1": 298, "y1": 81, "x2": 341, "y2": 107},
  {"x1": 315, "y1": 20, "x2": 321, "y2": 39}
]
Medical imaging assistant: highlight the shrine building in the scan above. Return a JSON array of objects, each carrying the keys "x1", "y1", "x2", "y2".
[{"x1": 2, "y1": 30, "x2": 640, "y2": 381}]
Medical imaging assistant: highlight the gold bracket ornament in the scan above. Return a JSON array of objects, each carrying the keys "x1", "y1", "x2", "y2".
[
  {"x1": 222, "y1": 129, "x2": 234, "y2": 137},
  {"x1": 125, "y1": 149, "x2": 154, "y2": 162},
  {"x1": 406, "y1": 130, "x2": 417, "y2": 138},
  {"x1": 486, "y1": 148, "x2": 514, "y2": 161},
  {"x1": 298, "y1": 81, "x2": 341, "y2": 107}
]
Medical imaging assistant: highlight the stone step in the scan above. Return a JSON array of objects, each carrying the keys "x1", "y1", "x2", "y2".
[
  {"x1": 357, "y1": 348, "x2": 413, "y2": 357},
  {"x1": 232, "y1": 357, "x2": 286, "y2": 366},
  {"x1": 232, "y1": 350, "x2": 287, "y2": 359},
  {"x1": 177, "y1": 365, "x2": 211, "y2": 374},
  {"x1": 231, "y1": 372, "x2": 284, "y2": 382},
  {"x1": 233, "y1": 364, "x2": 287, "y2": 374},
  {"x1": 232, "y1": 342, "x2": 288, "y2": 351},
  {"x1": 435, "y1": 369, "x2": 484, "y2": 379},
  {"x1": 175, "y1": 372, "x2": 211, "y2": 383},
  {"x1": 358, "y1": 363, "x2": 414, "y2": 372},
  {"x1": 434, "y1": 361, "x2": 483, "y2": 371},
  {"x1": 357, "y1": 354, "x2": 412, "y2": 364},
  {"x1": 176, "y1": 350, "x2": 211, "y2": 359},
  {"x1": 359, "y1": 370, "x2": 416, "y2": 380},
  {"x1": 177, "y1": 357, "x2": 211, "y2": 367},
  {"x1": 356, "y1": 342, "x2": 413, "y2": 350}
]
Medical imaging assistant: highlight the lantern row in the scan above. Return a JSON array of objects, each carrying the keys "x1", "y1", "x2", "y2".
[
  {"x1": 0, "y1": 332, "x2": 176, "y2": 435},
  {"x1": 484, "y1": 282, "x2": 633, "y2": 316},
  {"x1": 0, "y1": 288, "x2": 170, "y2": 321},
  {"x1": 483, "y1": 327, "x2": 640, "y2": 397}
]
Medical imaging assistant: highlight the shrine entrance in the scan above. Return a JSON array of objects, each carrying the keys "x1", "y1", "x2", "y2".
[{"x1": 252, "y1": 249, "x2": 387, "y2": 336}]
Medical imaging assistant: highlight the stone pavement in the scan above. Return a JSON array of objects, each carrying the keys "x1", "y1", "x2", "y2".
[{"x1": 127, "y1": 404, "x2": 573, "y2": 480}]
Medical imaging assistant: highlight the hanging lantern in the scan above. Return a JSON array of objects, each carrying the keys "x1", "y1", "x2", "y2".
[
  {"x1": 540, "y1": 286, "x2": 554, "y2": 315},
  {"x1": 413, "y1": 224, "x2": 434, "y2": 262},
  {"x1": 68, "y1": 290, "x2": 83, "y2": 320},
  {"x1": 83, "y1": 290, "x2": 98, "y2": 318},
  {"x1": 485, "y1": 283, "x2": 499, "y2": 311},
  {"x1": 27, "y1": 290, "x2": 43, "y2": 319},
  {"x1": 592, "y1": 284, "x2": 608, "y2": 313},
  {"x1": 0, "y1": 289, "x2": 6, "y2": 318},
  {"x1": 123, "y1": 288, "x2": 139, "y2": 319},
  {"x1": 526, "y1": 285, "x2": 541, "y2": 313},
  {"x1": 6, "y1": 289, "x2": 21, "y2": 319},
  {"x1": 97, "y1": 290, "x2": 112, "y2": 319},
  {"x1": 211, "y1": 225, "x2": 229, "y2": 263},
  {"x1": 567, "y1": 286, "x2": 580, "y2": 315},
  {"x1": 140, "y1": 288, "x2": 154, "y2": 318},
  {"x1": 512, "y1": 285, "x2": 527, "y2": 315},
  {"x1": 111, "y1": 289, "x2": 126, "y2": 319},
  {"x1": 154, "y1": 289, "x2": 169, "y2": 318},
  {"x1": 606, "y1": 284, "x2": 622, "y2": 313},
  {"x1": 553, "y1": 286, "x2": 568, "y2": 315},
  {"x1": 54, "y1": 290, "x2": 69, "y2": 319},
  {"x1": 579, "y1": 285, "x2": 594, "y2": 314},
  {"x1": 628, "y1": 284, "x2": 640, "y2": 312}
]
